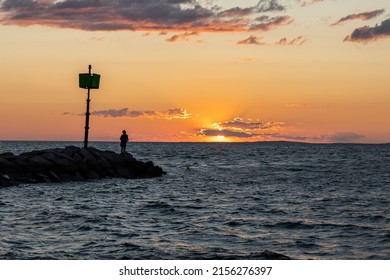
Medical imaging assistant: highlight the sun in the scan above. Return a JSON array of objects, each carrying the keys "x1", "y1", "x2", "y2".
[{"x1": 215, "y1": 135, "x2": 226, "y2": 142}]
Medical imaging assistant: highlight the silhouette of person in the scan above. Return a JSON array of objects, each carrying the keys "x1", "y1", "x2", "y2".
[{"x1": 120, "y1": 130, "x2": 129, "y2": 153}]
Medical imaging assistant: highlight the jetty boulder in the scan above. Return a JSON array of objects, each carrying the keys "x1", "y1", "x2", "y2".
[{"x1": 0, "y1": 146, "x2": 165, "y2": 187}]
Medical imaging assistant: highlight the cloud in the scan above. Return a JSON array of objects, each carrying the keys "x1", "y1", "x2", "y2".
[
  {"x1": 326, "y1": 132, "x2": 365, "y2": 143},
  {"x1": 164, "y1": 108, "x2": 192, "y2": 119},
  {"x1": 218, "y1": 7, "x2": 255, "y2": 18},
  {"x1": 219, "y1": 117, "x2": 263, "y2": 130},
  {"x1": 237, "y1": 35, "x2": 265, "y2": 45},
  {"x1": 260, "y1": 132, "x2": 365, "y2": 143},
  {"x1": 260, "y1": 133, "x2": 311, "y2": 141},
  {"x1": 255, "y1": 0, "x2": 285, "y2": 12},
  {"x1": 195, "y1": 118, "x2": 366, "y2": 143},
  {"x1": 238, "y1": 30, "x2": 303, "y2": 46},
  {"x1": 284, "y1": 103, "x2": 331, "y2": 109},
  {"x1": 242, "y1": 57, "x2": 257, "y2": 62},
  {"x1": 0, "y1": 0, "x2": 291, "y2": 33},
  {"x1": 65, "y1": 107, "x2": 191, "y2": 120},
  {"x1": 216, "y1": 117, "x2": 283, "y2": 131},
  {"x1": 198, "y1": 129, "x2": 258, "y2": 138},
  {"x1": 196, "y1": 117, "x2": 285, "y2": 139},
  {"x1": 197, "y1": 130, "x2": 306, "y2": 141},
  {"x1": 219, "y1": 0, "x2": 285, "y2": 17},
  {"x1": 250, "y1": 15, "x2": 293, "y2": 31},
  {"x1": 276, "y1": 36, "x2": 306, "y2": 45},
  {"x1": 344, "y1": 18, "x2": 390, "y2": 42},
  {"x1": 284, "y1": 103, "x2": 309, "y2": 108},
  {"x1": 300, "y1": 0, "x2": 324, "y2": 7},
  {"x1": 92, "y1": 108, "x2": 133, "y2": 118},
  {"x1": 166, "y1": 31, "x2": 199, "y2": 42},
  {"x1": 331, "y1": 9, "x2": 385, "y2": 26}
]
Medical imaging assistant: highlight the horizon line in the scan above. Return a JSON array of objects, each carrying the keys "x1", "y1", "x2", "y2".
[{"x1": 1, "y1": 139, "x2": 389, "y2": 145}]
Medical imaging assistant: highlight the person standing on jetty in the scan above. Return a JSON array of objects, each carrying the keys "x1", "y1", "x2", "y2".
[{"x1": 120, "y1": 130, "x2": 129, "y2": 153}]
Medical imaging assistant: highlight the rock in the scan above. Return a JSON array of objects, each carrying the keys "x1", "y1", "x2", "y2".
[
  {"x1": 0, "y1": 174, "x2": 12, "y2": 187},
  {"x1": 0, "y1": 146, "x2": 165, "y2": 187},
  {"x1": 64, "y1": 146, "x2": 80, "y2": 157},
  {"x1": 87, "y1": 147, "x2": 103, "y2": 160},
  {"x1": 80, "y1": 148, "x2": 97, "y2": 164},
  {"x1": 96, "y1": 157, "x2": 113, "y2": 174},
  {"x1": 60, "y1": 171, "x2": 85, "y2": 181},
  {"x1": 1, "y1": 168, "x2": 24, "y2": 181},
  {"x1": 115, "y1": 166, "x2": 131, "y2": 178},
  {"x1": 83, "y1": 169, "x2": 101, "y2": 180},
  {"x1": 72, "y1": 152, "x2": 83, "y2": 162},
  {"x1": 34, "y1": 173, "x2": 52, "y2": 183},
  {"x1": 0, "y1": 152, "x2": 14, "y2": 157},
  {"x1": 43, "y1": 152, "x2": 76, "y2": 172},
  {"x1": 0, "y1": 158, "x2": 16, "y2": 168},
  {"x1": 27, "y1": 156, "x2": 53, "y2": 168},
  {"x1": 1, "y1": 174, "x2": 11, "y2": 180},
  {"x1": 48, "y1": 171, "x2": 62, "y2": 183}
]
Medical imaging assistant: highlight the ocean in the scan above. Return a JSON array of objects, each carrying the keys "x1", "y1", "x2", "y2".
[{"x1": 1, "y1": 141, "x2": 390, "y2": 260}]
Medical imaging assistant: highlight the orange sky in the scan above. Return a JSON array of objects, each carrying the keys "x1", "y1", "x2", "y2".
[{"x1": 1, "y1": 0, "x2": 390, "y2": 143}]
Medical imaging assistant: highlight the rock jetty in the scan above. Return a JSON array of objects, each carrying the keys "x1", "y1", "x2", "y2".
[{"x1": 0, "y1": 146, "x2": 165, "y2": 187}]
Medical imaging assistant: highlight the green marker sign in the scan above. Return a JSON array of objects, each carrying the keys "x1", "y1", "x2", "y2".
[{"x1": 79, "y1": 73, "x2": 101, "y2": 89}]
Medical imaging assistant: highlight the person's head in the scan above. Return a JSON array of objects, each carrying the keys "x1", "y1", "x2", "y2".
[{"x1": 122, "y1": 130, "x2": 126, "y2": 134}]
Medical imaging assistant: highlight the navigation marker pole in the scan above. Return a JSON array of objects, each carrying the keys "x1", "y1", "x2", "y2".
[
  {"x1": 84, "y1": 65, "x2": 92, "y2": 148},
  {"x1": 79, "y1": 65, "x2": 101, "y2": 148}
]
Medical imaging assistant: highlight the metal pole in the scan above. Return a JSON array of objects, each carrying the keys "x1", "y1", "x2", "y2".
[{"x1": 84, "y1": 65, "x2": 92, "y2": 148}]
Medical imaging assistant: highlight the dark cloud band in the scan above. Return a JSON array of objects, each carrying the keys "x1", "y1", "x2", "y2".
[{"x1": 0, "y1": 0, "x2": 290, "y2": 32}]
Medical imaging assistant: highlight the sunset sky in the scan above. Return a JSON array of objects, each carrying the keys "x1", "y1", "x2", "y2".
[{"x1": 1, "y1": 0, "x2": 389, "y2": 143}]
